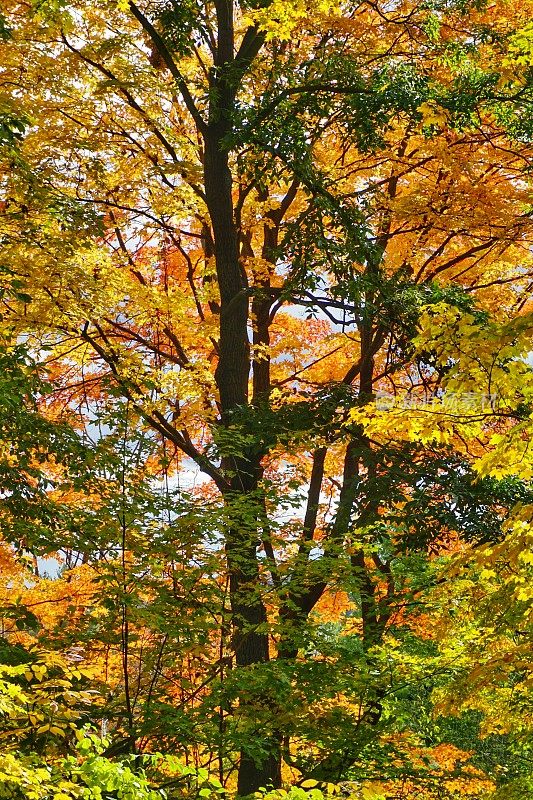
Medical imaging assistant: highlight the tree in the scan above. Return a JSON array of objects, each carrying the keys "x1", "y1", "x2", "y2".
[{"x1": 1, "y1": 0, "x2": 533, "y2": 793}]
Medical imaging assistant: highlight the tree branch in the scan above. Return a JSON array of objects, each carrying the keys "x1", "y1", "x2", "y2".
[{"x1": 129, "y1": 1, "x2": 208, "y2": 135}]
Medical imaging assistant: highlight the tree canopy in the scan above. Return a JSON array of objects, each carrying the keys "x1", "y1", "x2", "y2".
[{"x1": 0, "y1": 1, "x2": 532, "y2": 798}]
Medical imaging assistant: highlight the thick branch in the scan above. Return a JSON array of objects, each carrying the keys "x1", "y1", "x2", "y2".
[{"x1": 129, "y1": 2, "x2": 208, "y2": 135}]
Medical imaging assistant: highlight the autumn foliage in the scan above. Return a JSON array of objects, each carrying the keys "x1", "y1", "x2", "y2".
[{"x1": 0, "y1": 0, "x2": 532, "y2": 798}]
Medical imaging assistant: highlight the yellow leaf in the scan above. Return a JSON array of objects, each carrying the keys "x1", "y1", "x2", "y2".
[
  {"x1": 36, "y1": 724, "x2": 50, "y2": 734},
  {"x1": 361, "y1": 786, "x2": 385, "y2": 800}
]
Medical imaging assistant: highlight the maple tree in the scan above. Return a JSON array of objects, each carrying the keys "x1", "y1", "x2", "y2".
[{"x1": 0, "y1": 0, "x2": 533, "y2": 797}]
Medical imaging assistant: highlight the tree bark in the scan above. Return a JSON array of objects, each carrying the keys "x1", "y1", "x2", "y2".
[
  {"x1": 205, "y1": 136, "x2": 280, "y2": 789},
  {"x1": 201, "y1": 4, "x2": 279, "y2": 786}
]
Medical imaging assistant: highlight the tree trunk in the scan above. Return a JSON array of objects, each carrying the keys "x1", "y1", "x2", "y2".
[
  {"x1": 225, "y1": 517, "x2": 279, "y2": 794},
  {"x1": 201, "y1": 3, "x2": 280, "y2": 786},
  {"x1": 204, "y1": 111, "x2": 281, "y2": 792}
]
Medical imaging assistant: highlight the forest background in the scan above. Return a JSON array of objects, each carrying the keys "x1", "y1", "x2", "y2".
[{"x1": 0, "y1": 1, "x2": 532, "y2": 799}]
